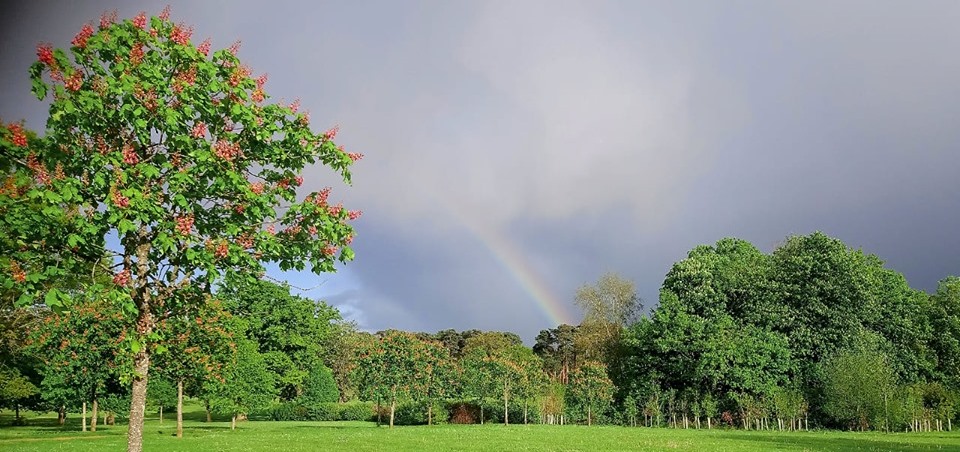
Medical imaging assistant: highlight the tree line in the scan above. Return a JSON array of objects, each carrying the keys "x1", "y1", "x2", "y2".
[{"x1": 4, "y1": 232, "x2": 958, "y2": 434}]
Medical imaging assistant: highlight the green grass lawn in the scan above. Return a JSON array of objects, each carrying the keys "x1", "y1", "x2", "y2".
[{"x1": 2, "y1": 404, "x2": 958, "y2": 452}]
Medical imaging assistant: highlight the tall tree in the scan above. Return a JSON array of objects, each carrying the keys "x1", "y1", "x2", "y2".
[
  {"x1": 219, "y1": 276, "x2": 340, "y2": 399},
  {"x1": 211, "y1": 338, "x2": 276, "y2": 430},
  {"x1": 5, "y1": 9, "x2": 361, "y2": 451},
  {"x1": 567, "y1": 360, "x2": 614, "y2": 426}
]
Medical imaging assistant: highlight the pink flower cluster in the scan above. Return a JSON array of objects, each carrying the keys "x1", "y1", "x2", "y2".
[
  {"x1": 122, "y1": 144, "x2": 139, "y2": 165},
  {"x1": 8, "y1": 124, "x2": 27, "y2": 147},
  {"x1": 191, "y1": 122, "x2": 207, "y2": 139},
  {"x1": 113, "y1": 268, "x2": 131, "y2": 286},
  {"x1": 213, "y1": 140, "x2": 241, "y2": 161},
  {"x1": 112, "y1": 190, "x2": 130, "y2": 208},
  {"x1": 132, "y1": 12, "x2": 148, "y2": 30},
  {"x1": 348, "y1": 210, "x2": 362, "y2": 220},
  {"x1": 250, "y1": 181, "x2": 265, "y2": 194},
  {"x1": 65, "y1": 71, "x2": 83, "y2": 91},
  {"x1": 72, "y1": 23, "x2": 94, "y2": 48},
  {"x1": 37, "y1": 43, "x2": 55, "y2": 67},
  {"x1": 170, "y1": 23, "x2": 193, "y2": 45},
  {"x1": 99, "y1": 10, "x2": 117, "y2": 29},
  {"x1": 322, "y1": 125, "x2": 339, "y2": 142},
  {"x1": 197, "y1": 38, "x2": 212, "y2": 57},
  {"x1": 175, "y1": 214, "x2": 194, "y2": 235}
]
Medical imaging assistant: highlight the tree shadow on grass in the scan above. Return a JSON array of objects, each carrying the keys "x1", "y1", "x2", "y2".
[{"x1": 712, "y1": 432, "x2": 960, "y2": 452}]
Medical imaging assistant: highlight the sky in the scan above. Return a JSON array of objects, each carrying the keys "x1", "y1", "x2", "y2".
[{"x1": 2, "y1": 1, "x2": 959, "y2": 341}]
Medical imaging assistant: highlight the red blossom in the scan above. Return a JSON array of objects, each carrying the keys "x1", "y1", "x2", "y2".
[
  {"x1": 213, "y1": 140, "x2": 241, "y2": 161},
  {"x1": 191, "y1": 121, "x2": 207, "y2": 139},
  {"x1": 328, "y1": 203, "x2": 342, "y2": 216},
  {"x1": 266, "y1": 224, "x2": 275, "y2": 235},
  {"x1": 197, "y1": 38, "x2": 211, "y2": 56},
  {"x1": 9, "y1": 262, "x2": 26, "y2": 284},
  {"x1": 256, "y1": 73, "x2": 268, "y2": 89},
  {"x1": 289, "y1": 99, "x2": 300, "y2": 114},
  {"x1": 99, "y1": 10, "x2": 118, "y2": 29},
  {"x1": 323, "y1": 244, "x2": 337, "y2": 256},
  {"x1": 113, "y1": 268, "x2": 131, "y2": 286},
  {"x1": 175, "y1": 214, "x2": 194, "y2": 235},
  {"x1": 228, "y1": 40, "x2": 242, "y2": 56},
  {"x1": 132, "y1": 12, "x2": 148, "y2": 29},
  {"x1": 129, "y1": 44, "x2": 144, "y2": 65},
  {"x1": 122, "y1": 144, "x2": 139, "y2": 165},
  {"x1": 348, "y1": 152, "x2": 364, "y2": 162},
  {"x1": 37, "y1": 43, "x2": 55, "y2": 67},
  {"x1": 72, "y1": 23, "x2": 94, "y2": 48},
  {"x1": 308, "y1": 225, "x2": 318, "y2": 235},
  {"x1": 112, "y1": 190, "x2": 130, "y2": 208},
  {"x1": 250, "y1": 182, "x2": 265, "y2": 194},
  {"x1": 294, "y1": 175, "x2": 303, "y2": 186},
  {"x1": 159, "y1": 5, "x2": 171, "y2": 21},
  {"x1": 345, "y1": 235, "x2": 354, "y2": 245},
  {"x1": 65, "y1": 71, "x2": 83, "y2": 91},
  {"x1": 170, "y1": 23, "x2": 193, "y2": 45},
  {"x1": 252, "y1": 89, "x2": 265, "y2": 103},
  {"x1": 348, "y1": 210, "x2": 362, "y2": 220},
  {"x1": 8, "y1": 124, "x2": 27, "y2": 147},
  {"x1": 322, "y1": 125, "x2": 339, "y2": 141},
  {"x1": 215, "y1": 241, "x2": 229, "y2": 259},
  {"x1": 237, "y1": 234, "x2": 254, "y2": 249}
]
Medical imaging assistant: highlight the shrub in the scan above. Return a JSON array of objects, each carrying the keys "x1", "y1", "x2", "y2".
[
  {"x1": 268, "y1": 401, "x2": 308, "y2": 421},
  {"x1": 393, "y1": 400, "x2": 449, "y2": 425},
  {"x1": 337, "y1": 401, "x2": 375, "y2": 421},
  {"x1": 301, "y1": 365, "x2": 339, "y2": 405}
]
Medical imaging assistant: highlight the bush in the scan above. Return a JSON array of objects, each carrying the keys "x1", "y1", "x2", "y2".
[
  {"x1": 337, "y1": 401, "x2": 374, "y2": 421},
  {"x1": 300, "y1": 365, "x2": 339, "y2": 405},
  {"x1": 393, "y1": 400, "x2": 449, "y2": 425},
  {"x1": 268, "y1": 401, "x2": 308, "y2": 421},
  {"x1": 306, "y1": 402, "x2": 338, "y2": 421}
]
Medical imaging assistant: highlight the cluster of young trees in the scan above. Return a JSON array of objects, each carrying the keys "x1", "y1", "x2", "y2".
[{"x1": 618, "y1": 234, "x2": 959, "y2": 432}]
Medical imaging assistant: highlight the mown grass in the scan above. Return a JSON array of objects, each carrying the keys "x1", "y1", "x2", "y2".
[{"x1": 1, "y1": 403, "x2": 958, "y2": 451}]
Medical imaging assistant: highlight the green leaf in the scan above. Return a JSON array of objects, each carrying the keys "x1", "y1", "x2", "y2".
[{"x1": 45, "y1": 288, "x2": 62, "y2": 307}]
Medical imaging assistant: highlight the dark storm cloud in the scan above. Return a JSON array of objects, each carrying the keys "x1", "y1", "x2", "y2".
[{"x1": 2, "y1": 1, "x2": 958, "y2": 341}]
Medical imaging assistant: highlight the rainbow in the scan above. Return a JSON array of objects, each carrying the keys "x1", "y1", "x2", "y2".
[{"x1": 438, "y1": 196, "x2": 576, "y2": 327}]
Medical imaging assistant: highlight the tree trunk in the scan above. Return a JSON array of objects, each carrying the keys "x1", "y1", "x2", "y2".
[
  {"x1": 707, "y1": 417, "x2": 711, "y2": 429},
  {"x1": 58, "y1": 405, "x2": 66, "y2": 425},
  {"x1": 126, "y1": 345, "x2": 150, "y2": 452},
  {"x1": 126, "y1": 235, "x2": 154, "y2": 452},
  {"x1": 15, "y1": 403, "x2": 20, "y2": 422},
  {"x1": 389, "y1": 399, "x2": 396, "y2": 428},
  {"x1": 231, "y1": 414, "x2": 236, "y2": 431},
  {"x1": 159, "y1": 406, "x2": 163, "y2": 424},
  {"x1": 480, "y1": 404, "x2": 484, "y2": 425},
  {"x1": 92, "y1": 398, "x2": 98, "y2": 432},
  {"x1": 83, "y1": 401, "x2": 87, "y2": 432},
  {"x1": 524, "y1": 401, "x2": 528, "y2": 425},
  {"x1": 588, "y1": 405, "x2": 592, "y2": 426},
  {"x1": 504, "y1": 390, "x2": 509, "y2": 425},
  {"x1": 428, "y1": 403, "x2": 433, "y2": 426},
  {"x1": 376, "y1": 399, "x2": 381, "y2": 426},
  {"x1": 177, "y1": 380, "x2": 184, "y2": 438}
]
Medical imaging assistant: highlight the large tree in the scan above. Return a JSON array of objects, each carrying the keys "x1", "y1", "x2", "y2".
[
  {"x1": 3, "y1": 9, "x2": 360, "y2": 451},
  {"x1": 219, "y1": 276, "x2": 340, "y2": 399}
]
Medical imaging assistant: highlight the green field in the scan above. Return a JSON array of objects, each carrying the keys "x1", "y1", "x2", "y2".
[{"x1": 2, "y1": 406, "x2": 958, "y2": 452}]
